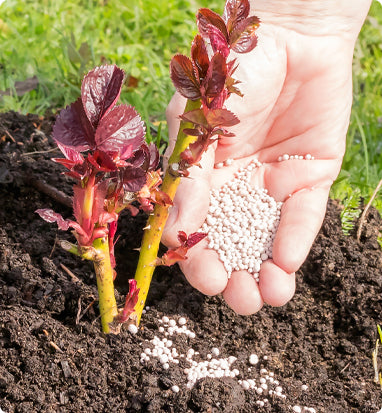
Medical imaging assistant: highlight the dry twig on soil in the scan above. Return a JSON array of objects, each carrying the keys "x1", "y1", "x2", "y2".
[{"x1": 357, "y1": 177, "x2": 382, "y2": 242}]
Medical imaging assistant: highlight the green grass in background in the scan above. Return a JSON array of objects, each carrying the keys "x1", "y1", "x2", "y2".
[
  {"x1": 0, "y1": 0, "x2": 381, "y2": 215},
  {"x1": 331, "y1": 1, "x2": 382, "y2": 213},
  {"x1": 0, "y1": 0, "x2": 220, "y2": 118}
]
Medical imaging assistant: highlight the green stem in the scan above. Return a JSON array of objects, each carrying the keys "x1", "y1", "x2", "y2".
[
  {"x1": 92, "y1": 237, "x2": 118, "y2": 333},
  {"x1": 134, "y1": 99, "x2": 201, "y2": 324},
  {"x1": 60, "y1": 240, "x2": 81, "y2": 256}
]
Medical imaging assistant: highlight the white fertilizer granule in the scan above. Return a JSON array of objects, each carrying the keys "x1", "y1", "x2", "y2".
[
  {"x1": 201, "y1": 159, "x2": 282, "y2": 281},
  {"x1": 139, "y1": 310, "x2": 317, "y2": 412}
]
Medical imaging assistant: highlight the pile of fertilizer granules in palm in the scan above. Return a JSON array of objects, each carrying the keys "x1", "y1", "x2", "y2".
[{"x1": 200, "y1": 159, "x2": 282, "y2": 281}]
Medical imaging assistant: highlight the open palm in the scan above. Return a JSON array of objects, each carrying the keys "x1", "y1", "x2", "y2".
[{"x1": 162, "y1": 2, "x2": 371, "y2": 314}]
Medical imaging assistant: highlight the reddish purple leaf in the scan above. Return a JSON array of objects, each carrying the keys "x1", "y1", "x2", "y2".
[
  {"x1": 109, "y1": 220, "x2": 118, "y2": 243},
  {"x1": 72, "y1": 182, "x2": 109, "y2": 242},
  {"x1": 191, "y1": 35, "x2": 210, "y2": 78},
  {"x1": 229, "y1": 16, "x2": 260, "y2": 54},
  {"x1": 95, "y1": 105, "x2": 145, "y2": 154},
  {"x1": 170, "y1": 55, "x2": 201, "y2": 100},
  {"x1": 211, "y1": 127, "x2": 236, "y2": 137},
  {"x1": 223, "y1": 0, "x2": 250, "y2": 31},
  {"x1": 147, "y1": 142, "x2": 160, "y2": 171},
  {"x1": 177, "y1": 230, "x2": 207, "y2": 248},
  {"x1": 226, "y1": 58, "x2": 239, "y2": 76},
  {"x1": 180, "y1": 147, "x2": 196, "y2": 166},
  {"x1": 205, "y1": 24, "x2": 230, "y2": 58},
  {"x1": 158, "y1": 231, "x2": 207, "y2": 266},
  {"x1": 180, "y1": 109, "x2": 208, "y2": 129},
  {"x1": 108, "y1": 221, "x2": 118, "y2": 268},
  {"x1": 138, "y1": 198, "x2": 154, "y2": 213},
  {"x1": 35, "y1": 209, "x2": 71, "y2": 231},
  {"x1": 203, "y1": 53, "x2": 227, "y2": 98},
  {"x1": 125, "y1": 279, "x2": 139, "y2": 309},
  {"x1": 150, "y1": 190, "x2": 173, "y2": 207},
  {"x1": 181, "y1": 134, "x2": 210, "y2": 165},
  {"x1": 36, "y1": 208, "x2": 87, "y2": 242},
  {"x1": 52, "y1": 144, "x2": 87, "y2": 178},
  {"x1": 227, "y1": 84, "x2": 243, "y2": 97},
  {"x1": 53, "y1": 99, "x2": 95, "y2": 151},
  {"x1": 177, "y1": 231, "x2": 188, "y2": 245},
  {"x1": 182, "y1": 128, "x2": 203, "y2": 136},
  {"x1": 127, "y1": 146, "x2": 146, "y2": 168},
  {"x1": 225, "y1": 75, "x2": 243, "y2": 97},
  {"x1": 184, "y1": 232, "x2": 207, "y2": 248},
  {"x1": 55, "y1": 141, "x2": 85, "y2": 163},
  {"x1": 132, "y1": 142, "x2": 160, "y2": 171},
  {"x1": 72, "y1": 185, "x2": 87, "y2": 228},
  {"x1": 157, "y1": 248, "x2": 188, "y2": 266},
  {"x1": 120, "y1": 166, "x2": 147, "y2": 192},
  {"x1": 208, "y1": 91, "x2": 228, "y2": 110},
  {"x1": 53, "y1": 158, "x2": 80, "y2": 171},
  {"x1": 81, "y1": 65, "x2": 125, "y2": 129},
  {"x1": 115, "y1": 279, "x2": 140, "y2": 323},
  {"x1": 98, "y1": 210, "x2": 118, "y2": 227},
  {"x1": 65, "y1": 161, "x2": 90, "y2": 180},
  {"x1": 197, "y1": 8, "x2": 228, "y2": 41},
  {"x1": 119, "y1": 144, "x2": 134, "y2": 161},
  {"x1": 205, "y1": 108, "x2": 240, "y2": 128},
  {"x1": 87, "y1": 150, "x2": 117, "y2": 172},
  {"x1": 72, "y1": 187, "x2": 86, "y2": 229}
]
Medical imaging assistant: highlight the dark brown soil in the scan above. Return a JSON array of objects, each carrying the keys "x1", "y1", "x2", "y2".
[{"x1": 0, "y1": 111, "x2": 381, "y2": 413}]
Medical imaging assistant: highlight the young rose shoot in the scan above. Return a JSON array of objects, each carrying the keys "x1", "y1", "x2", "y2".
[
  {"x1": 133, "y1": 0, "x2": 260, "y2": 324},
  {"x1": 37, "y1": 65, "x2": 162, "y2": 333}
]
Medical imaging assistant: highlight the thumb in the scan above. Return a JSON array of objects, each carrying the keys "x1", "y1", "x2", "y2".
[
  {"x1": 163, "y1": 92, "x2": 185, "y2": 171},
  {"x1": 162, "y1": 144, "x2": 215, "y2": 247}
]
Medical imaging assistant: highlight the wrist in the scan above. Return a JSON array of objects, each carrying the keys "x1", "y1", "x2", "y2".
[{"x1": 251, "y1": 0, "x2": 372, "y2": 40}]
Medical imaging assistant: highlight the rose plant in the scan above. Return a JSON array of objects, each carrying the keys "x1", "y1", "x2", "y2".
[
  {"x1": 37, "y1": 0, "x2": 260, "y2": 333},
  {"x1": 133, "y1": 0, "x2": 260, "y2": 324}
]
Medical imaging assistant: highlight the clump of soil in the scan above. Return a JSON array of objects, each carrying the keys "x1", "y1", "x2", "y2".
[{"x1": 0, "y1": 111, "x2": 381, "y2": 413}]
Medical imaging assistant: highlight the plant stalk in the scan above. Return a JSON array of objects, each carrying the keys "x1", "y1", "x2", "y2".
[
  {"x1": 82, "y1": 173, "x2": 96, "y2": 235},
  {"x1": 92, "y1": 236, "x2": 118, "y2": 333},
  {"x1": 134, "y1": 99, "x2": 201, "y2": 324}
]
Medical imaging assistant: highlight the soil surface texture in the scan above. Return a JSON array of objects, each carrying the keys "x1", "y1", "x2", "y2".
[{"x1": 0, "y1": 111, "x2": 382, "y2": 413}]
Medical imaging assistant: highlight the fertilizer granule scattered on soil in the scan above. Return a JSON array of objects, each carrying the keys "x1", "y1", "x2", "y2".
[{"x1": 138, "y1": 310, "x2": 317, "y2": 412}]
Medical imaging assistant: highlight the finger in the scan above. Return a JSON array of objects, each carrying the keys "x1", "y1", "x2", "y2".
[
  {"x1": 164, "y1": 92, "x2": 187, "y2": 167},
  {"x1": 258, "y1": 260, "x2": 296, "y2": 306},
  {"x1": 162, "y1": 144, "x2": 215, "y2": 247},
  {"x1": 262, "y1": 158, "x2": 341, "y2": 202},
  {"x1": 178, "y1": 240, "x2": 228, "y2": 296},
  {"x1": 272, "y1": 185, "x2": 330, "y2": 274},
  {"x1": 222, "y1": 271, "x2": 263, "y2": 315}
]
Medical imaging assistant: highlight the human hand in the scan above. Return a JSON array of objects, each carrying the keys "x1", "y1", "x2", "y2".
[{"x1": 162, "y1": 0, "x2": 372, "y2": 314}]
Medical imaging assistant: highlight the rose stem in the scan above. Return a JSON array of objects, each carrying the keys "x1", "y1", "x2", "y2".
[
  {"x1": 91, "y1": 237, "x2": 119, "y2": 333},
  {"x1": 81, "y1": 172, "x2": 118, "y2": 333},
  {"x1": 134, "y1": 98, "x2": 201, "y2": 324},
  {"x1": 62, "y1": 235, "x2": 119, "y2": 333}
]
